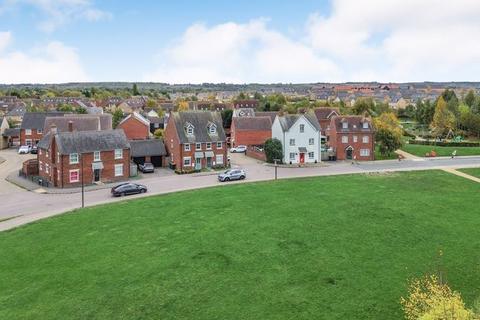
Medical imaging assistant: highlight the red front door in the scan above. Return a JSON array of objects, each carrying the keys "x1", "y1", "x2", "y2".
[{"x1": 299, "y1": 153, "x2": 305, "y2": 163}]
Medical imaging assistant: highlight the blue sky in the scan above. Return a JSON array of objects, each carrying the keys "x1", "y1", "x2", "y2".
[{"x1": 1, "y1": 0, "x2": 480, "y2": 84}]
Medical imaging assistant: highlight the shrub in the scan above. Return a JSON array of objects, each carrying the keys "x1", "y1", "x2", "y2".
[
  {"x1": 264, "y1": 138, "x2": 283, "y2": 163},
  {"x1": 408, "y1": 140, "x2": 480, "y2": 147}
]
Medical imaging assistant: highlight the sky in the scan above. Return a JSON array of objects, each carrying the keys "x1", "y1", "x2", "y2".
[{"x1": 1, "y1": 0, "x2": 480, "y2": 84}]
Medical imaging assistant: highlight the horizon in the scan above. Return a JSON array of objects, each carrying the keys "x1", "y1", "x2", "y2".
[{"x1": 2, "y1": 1, "x2": 480, "y2": 84}]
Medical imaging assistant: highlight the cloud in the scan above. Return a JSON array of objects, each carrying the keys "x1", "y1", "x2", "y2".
[
  {"x1": 144, "y1": 19, "x2": 340, "y2": 84},
  {"x1": 0, "y1": 32, "x2": 88, "y2": 83},
  {"x1": 1, "y1": 0, "x2": 112, "y2": 32},
  {"x1": 146, "y1": 0, "x2": 480, "y2": 84}
]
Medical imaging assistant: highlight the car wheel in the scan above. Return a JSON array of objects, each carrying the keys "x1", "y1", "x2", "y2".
[
  {"x1": 121, "y1": 192, "x2": 126, "y2": 197},
  {"x1": 224, "y1": 177, "x2": 230, "y2": 182},
  {"x1": 141, "y1": 189, "x2": 146, "y2": 193},
  {"x1": 240, "y1": 175, "x2": 245, "y2": 180}
]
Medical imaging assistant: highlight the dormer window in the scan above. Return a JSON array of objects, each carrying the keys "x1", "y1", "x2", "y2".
[
  {"x1": 185, "y1": 122, "x2": 194, "y2": 136},
  {"x1": 207, "y1": 123, "x2": 217, "y2": 135},
  {"x1": 342, "y1": 122, "x2": 348, "y2": 129},
  {"x1": 363, "y1": 122, "x2": 369, "y2": 129}
]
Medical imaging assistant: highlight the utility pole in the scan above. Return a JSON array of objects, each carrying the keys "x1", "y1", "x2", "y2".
[
  {"x1": 274, "y1": 159, "x2": 280, "y2": 180},
  {"x1": 81, "y1": 153, "x2": 84, "y2": 208}
]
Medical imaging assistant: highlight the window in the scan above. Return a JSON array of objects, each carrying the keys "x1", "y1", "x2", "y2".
[
  {"x1": 342, "y1": 122, "x2": 348, "y2": 129},
  {"x1": 196, "y1": 143, "x2": 202, "y2": 150},
  {"x1": 69, "y1": 153, "x2": 79, "y2": 164},
  {"x1": 289, "y1": 139, "x2": 295, "y2": 146},
  {"x1": 290, "y1": 152, "x2": 295, "y2": 160},
  {"x1": 208, "y1": 124, "x2": 217, "y2": 134},
  {"x1": 353, "y1": 135, "x2": 358, "y2": 143},
  {"x1": 69, "y1": 169, "x2": 79, "y2": 182},
  {"x1": 362, "y1": 136, "x2": 369, "y2": 143},
  {"x1": 186, "y1": 125, "x2": 194, "y2": 135},
  {"x1": 183, "y1": 157, "x2": 191, "y2": 166},
  {"x1": 26, "y1": 139, "x2": 32, "y2": 146},
  {"x1": 25, "y1": 129, "x2": 32, "y2": 135},
  {"x1": 216, "y1": 154, "x2": 224, "y2": 165},
  {"x1": 46, "y1": 150, "x2": 49, "y2": 158},
  {"x1": 114, "y1": 164, "x2": 123, "y2": 177},
  {"x1": 309, "y1": 138, "x2": 314, "y2": 145},
  {"x1": 94, "y1": 151, "x2": 101, "y2": 162},
  {"x1": 184, "y1": 144, "x2": 191, "y2": 151},
  {"x1": 39, "y1": 149, "x2": 42, "y2": 155},
  {"x1": 360, "y1": 149, "x2": 370, "y2": 156},
  {"x1": 39, "y1": 162, "x2": 43, "y2": 171},
  {"x1": 206, "y1": 142, "x2": 212, "y2": 150},
  {"x1": 57, "y1": 153, "x2": 60, "y2": 163},
  {"x1": 115, "y1": 149, "x2": 123, "y2": 159},
  {"x1": 308, "y1": 152, "x2": 314, "y2": 159},
  {"x1": 342, "y1": 136, "x2": 348, "y2": 143},
  {"x1": 363, "y1": 122, "x2": 369, "y2": 129},
  {"x1": 216, "y1": 142, "x2": 222, "y2": 149},
  {"x1": 37, "y1": 129, "x2": 43, "y2": 134},
  {"x1": 299, "y1": 124, "x2": 305, "y2": 133}
]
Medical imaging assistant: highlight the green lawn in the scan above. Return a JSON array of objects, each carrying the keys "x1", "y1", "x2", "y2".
[
  {"x1": 374, "y1": 146, "x2": 398, "y2": 160},
  {"x1": 1, "y1": 171, "x2": 480, "y2": 319},
  {"x1": 458, "y1": 167, "x2": 480, "y2": 179},
  {"x1": 402, "y1": 143, "x2": 480, "y2": 157}
]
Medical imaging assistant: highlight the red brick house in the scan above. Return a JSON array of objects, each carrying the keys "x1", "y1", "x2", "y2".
[
  {"x1": 233, "y1": 99, "x2": 259, "y2": 109},
  {"x1": 117, "y1": 112, "x2": 150, "y2": 140},
  {"x1": 20, "y1": 112, "x2": 65, "y2": 146},
  {"x1": 37, "y1": 129, "x2": 130, "y2": 188},
  {"x1": 231, "y1": 117, "x2": 272, "y2": 147},
  {"x1": 313, "y1": 107, "x2": 340, "y2": 136},
  {"x1": 328, "y1": 116, "x2": 375, "y2": 161},
  {"x1": 164, "y1": 111, "x2": 227, "y2": 171}
]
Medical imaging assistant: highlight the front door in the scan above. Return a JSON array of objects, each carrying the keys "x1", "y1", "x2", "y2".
[
  {"x1": 299, "y1": 153, "x2": 305, "y2": 164},
  {"x1": 94, "y1": 169, "x2": 101, "y2": 182},
  {"x1": 346, "y1": 148, "x2": 353, "y2": 160},
  {"x1": 206, "y1": 157, "x2": 212, "y2": 168},
  {"x1": 195, "y1": 157, "x2": 202, "y2": 170}
]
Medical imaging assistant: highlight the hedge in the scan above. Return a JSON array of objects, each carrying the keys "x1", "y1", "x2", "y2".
[{"x1": 408, "y1": 140, "x2": 480, "y2": 147}]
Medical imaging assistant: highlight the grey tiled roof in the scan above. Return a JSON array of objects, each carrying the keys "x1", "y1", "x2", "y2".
[
  {"x1": 171, "y1": 111, "x2": 226, "y2": 144},
  {"x1": 233, "y1": 116, "x2": 272, "y2": 131},
  {"x1": 38, "y1": 129, "x2": 129, "y2": 154},
  {"x1": 2, "y1": 128, "x2": 20, "y2": 137},
  {"x1": 21, "y1": 112, "x2": 65, "y2": 130},
  {"x1": 277, "y1": 112, "x2": 321, "y2": 132},
  {"x1": 129, "y1": 139, "x2": 166, "y2": 157},
  {"x1": 44, "y1": 116, "x2": 100, "y2": 133}
]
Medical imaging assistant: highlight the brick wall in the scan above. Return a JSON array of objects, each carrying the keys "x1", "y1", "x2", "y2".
[
  {"x1": 231, "y1": 129, "x2": 271, "y2": 147},
  {"x1": 331, "y1": 132, "x2": 375, "y2": 161},
  {"x1": 118, "y1": 117, "x2": 149, "y2": 140},
  {"x1": 20, "y1": 128, "x2": 43, "y2": 146}
]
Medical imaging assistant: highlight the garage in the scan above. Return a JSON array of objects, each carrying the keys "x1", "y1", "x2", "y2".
[{"x1": 129, "y1": 139, "x2": 167, "y2": 167}]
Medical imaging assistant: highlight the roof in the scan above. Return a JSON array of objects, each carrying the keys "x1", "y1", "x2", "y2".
[
  {"x1": 233, "y1": 116, "x2": 272, "y2": 131},
  {"x1": 118, "y1": 112, "x2": 150, "y2": 127},
  {"x1": 129, "y1": 139, "x2": 166, "y2": 157},
  {"x1": 147, "y1": 116, "x2": 164, "y2": 124},
  {"x1": 233, "y1": 108, "x2": 255, "y2": 117},
  {"x1": 276, "y1": 112, "x2": 321, "y2": 132},
  {"x1": 44, "y1": 116, "x2": 101, "y2": 133},
  {"x1": 314, "y1": 108, "x2": 340, "y2": 120},
  {"x1": 255, "y1": 112, "x2": 277, "y2": 122},
  {"x1": 171, "y1": 111, "x2": 226, "y2": 144},
  {"x1": 2, "y1": 128, "x2": 20, "y2": 137},
  {"x1": 21, "y1": 112, "x2": 65, "y2": 130},
  {"x1": 38, "y1": 129, "x2": 129, "y2": 154},
  {"x1": 331, "y1": 115, "x2": 373, "y2": 133}
]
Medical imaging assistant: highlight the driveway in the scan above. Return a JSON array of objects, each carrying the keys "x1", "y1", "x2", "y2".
[{"x1": 0, "y1": 148, "x2": 35, "y2": 195}]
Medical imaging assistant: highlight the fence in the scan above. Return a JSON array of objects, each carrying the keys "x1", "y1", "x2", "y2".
[
  {"x1": 246, "y1": 146, "x2": 266, "y2": 161},
  {"x1": 18, "y1": 170, "x2": 51, "y2": 188}
]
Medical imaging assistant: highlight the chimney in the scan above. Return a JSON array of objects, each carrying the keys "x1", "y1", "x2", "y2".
[
  {"x1": 68, "y1": 121, "x2": 73, "y2": 132},
  {"x1": 50, "y1": 124, "x2": 57, "y2": 134}
]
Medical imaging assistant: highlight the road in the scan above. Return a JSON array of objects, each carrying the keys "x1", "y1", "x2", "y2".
[{"x1": 1, "y1": 149, "x2": 479, "y2": 231}]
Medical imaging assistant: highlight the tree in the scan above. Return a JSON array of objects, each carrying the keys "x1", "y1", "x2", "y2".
[
  {"x1": 237, "y1": 92, "x2": 246, "y2": 100},
  {"x1": 431, "y1": 96, "x2": 456, "y2": 138},
  {"x1": 132, "y1": 83, "x2": 140, "y2": 96},
  {"x1": 76, "y1": 106, "x2": 87, "y2": 114},
  {"x1": 352, "y1": 98, "x2": 375, "y2": 115},
  {"x1": 146, "y1": 99, "x2": 157, "y2": 109},
  {"x1": 112, "y1": 108, "x2": 124, "y2": 128},
  {"x1": 465, "y1": 90, "x2": 476, "y2": 108},
  {"x1": 264, "y1": 138, "x2": 283, "y2": 164},
  {"x1": 373, "y1": 112, "x2": 403, "y2": 157},
  {"x1": 401, "y1": 274, "x2": 476, "y2": 320},
  {"x1": 221, "y1": 109, "x2": 233, "y2": 128},
  {"x1": 153, "y1": 128, "x2": 164, "y2": 139},
  {"x1": 177, "y1": 100, "x2": 189, "y2": 111}
]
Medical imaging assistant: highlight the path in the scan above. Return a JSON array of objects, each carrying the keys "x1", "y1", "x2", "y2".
[{"x1": 441, "y1": 168, "x2": 480, "y2": 183}]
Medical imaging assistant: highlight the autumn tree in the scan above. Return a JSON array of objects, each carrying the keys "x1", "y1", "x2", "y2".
[
  {"x1": 112, "y1": 108, "x2": 124, "y2": 128},
  {"x1": 177, "y1": 100, "x2": 189, "y2": 111},
  {"x1": 373, "y1": 112, "x2": 403, "y2": 157},
  {"x1": 465, "y1": 90, "x2": 476, "y2": 108},
  {"x1": 153, "y1": 128, "x2": 164, "y2": 139},
  {"x1": 431, "y1": 96, "x2": 456, "y2": 138},
  {"x1": 146, "y1": 98, "x2": 157, "y2": 109}
]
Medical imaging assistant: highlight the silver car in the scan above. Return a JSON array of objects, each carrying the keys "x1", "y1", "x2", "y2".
[{"x1": 218, "y1": 169, "x2": 246, "y2": 182}]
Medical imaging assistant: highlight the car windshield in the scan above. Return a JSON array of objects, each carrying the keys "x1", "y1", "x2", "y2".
[{"x1": 223, "y1": 170, "x2": 232, "y2": 174}]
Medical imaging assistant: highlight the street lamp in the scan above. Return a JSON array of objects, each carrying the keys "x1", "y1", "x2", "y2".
[{"x1": 273, "y1": 158, "x2": 280, "y2": 180}]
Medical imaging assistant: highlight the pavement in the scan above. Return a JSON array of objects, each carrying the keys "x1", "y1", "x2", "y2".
[{"x1": 1, "y1": 149, "x2": 480, "y2": 232}]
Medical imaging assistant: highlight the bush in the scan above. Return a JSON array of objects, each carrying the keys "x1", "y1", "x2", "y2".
[
  {"x1": 264, "y1": 138, "x2": 283, "y2": 163},
  {"x1": 408, "y1": 140, "x2": 480, "y2": 147}
]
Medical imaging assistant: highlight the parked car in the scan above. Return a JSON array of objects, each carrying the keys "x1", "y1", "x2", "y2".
[
  {"x1": 111, "y1": 183, "x2": 147, "y2": 197},
  {"x1": 218, "y1": 169, "x2": 246, "y2": 182},
  {"x1": 18, "y1": 145, "x2": 31, "y2": 154},
  {"x1": 138, "y1": 162, "x2": 154, "y2": 173},
  {"x1": 30, "y1": 145, "x2": 38, "y2": 154},
  {"x1": 230, "y1": 145, "x2": 247, "y2": 153}
]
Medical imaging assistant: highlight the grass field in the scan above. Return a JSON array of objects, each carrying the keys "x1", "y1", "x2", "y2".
[
  {"x1": 458, "y1": 167, "x2": 480, "y2": 178},
  {"x1": 1, "y1": 171, "x2": 480, "y2": 319},
  {"x1": 402, "y1": 143, "x2": 480, "y2": 157}
]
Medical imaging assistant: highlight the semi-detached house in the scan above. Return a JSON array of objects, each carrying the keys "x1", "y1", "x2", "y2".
[{"x1": 164, "y1": 111, "x2": 227, "y2": 171}]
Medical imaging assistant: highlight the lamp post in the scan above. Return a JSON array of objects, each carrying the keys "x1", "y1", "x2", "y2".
[{"x1": 273, "y1": 158, "x2": 280, "y2": 180}]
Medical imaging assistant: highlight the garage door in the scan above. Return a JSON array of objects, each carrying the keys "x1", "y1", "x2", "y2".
[
  {"x1": 133, "y1": 157, "x2": 146, "y2": 165},
  {"x1": 151, "y1": 156, "x2": 162, "y2": 167}
]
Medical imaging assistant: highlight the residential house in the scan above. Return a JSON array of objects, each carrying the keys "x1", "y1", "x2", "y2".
[
  {"x1": 231, "y1": 117, "x2": 272, "y2": 147},
  {"x1": 117, "y1": 112, "x2": 150, "y2": 140},
  {"x1": 147, "y1": 116, "x2": 165, "y2": 134},
  {"x1": 20, "y1": 112, "x2": 65, "y2": 146},
  {"x1": 328, "y1": 116, "x2": 375, "y2": 161},
  {"x1": 272, "y1": 112, "x2": 322, "y2": 164},
  {"x1": 255, "y1": 111, "x2": 277, "y2": 123},
  {"x1": 0, "y1": 117, "x2": 9, "y2": 149},
  {"x1": 116, "y1": 97, "x2": 147, "y2": 114},
  {"x1": 43, "y1": 114, "x2": 111, "y2": 134},
  {"x1": 233, "y1": 99, "x2": 259, "y2": 109},
  {"x1": 233, "y1": 108, "x2": 256, "y2": 117},
  {"x1": 37, "y1": 129, "x2": 130, "y2": 188},
  {"x1": 313, "y1": 107, "x2": 340, "y2": 137},
  {"x1": 130, "y1": 139, "x2": 167, "y2": 167},
  {"x1": 164, "y1": 111, "x2": 227, "y2": 171}
]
